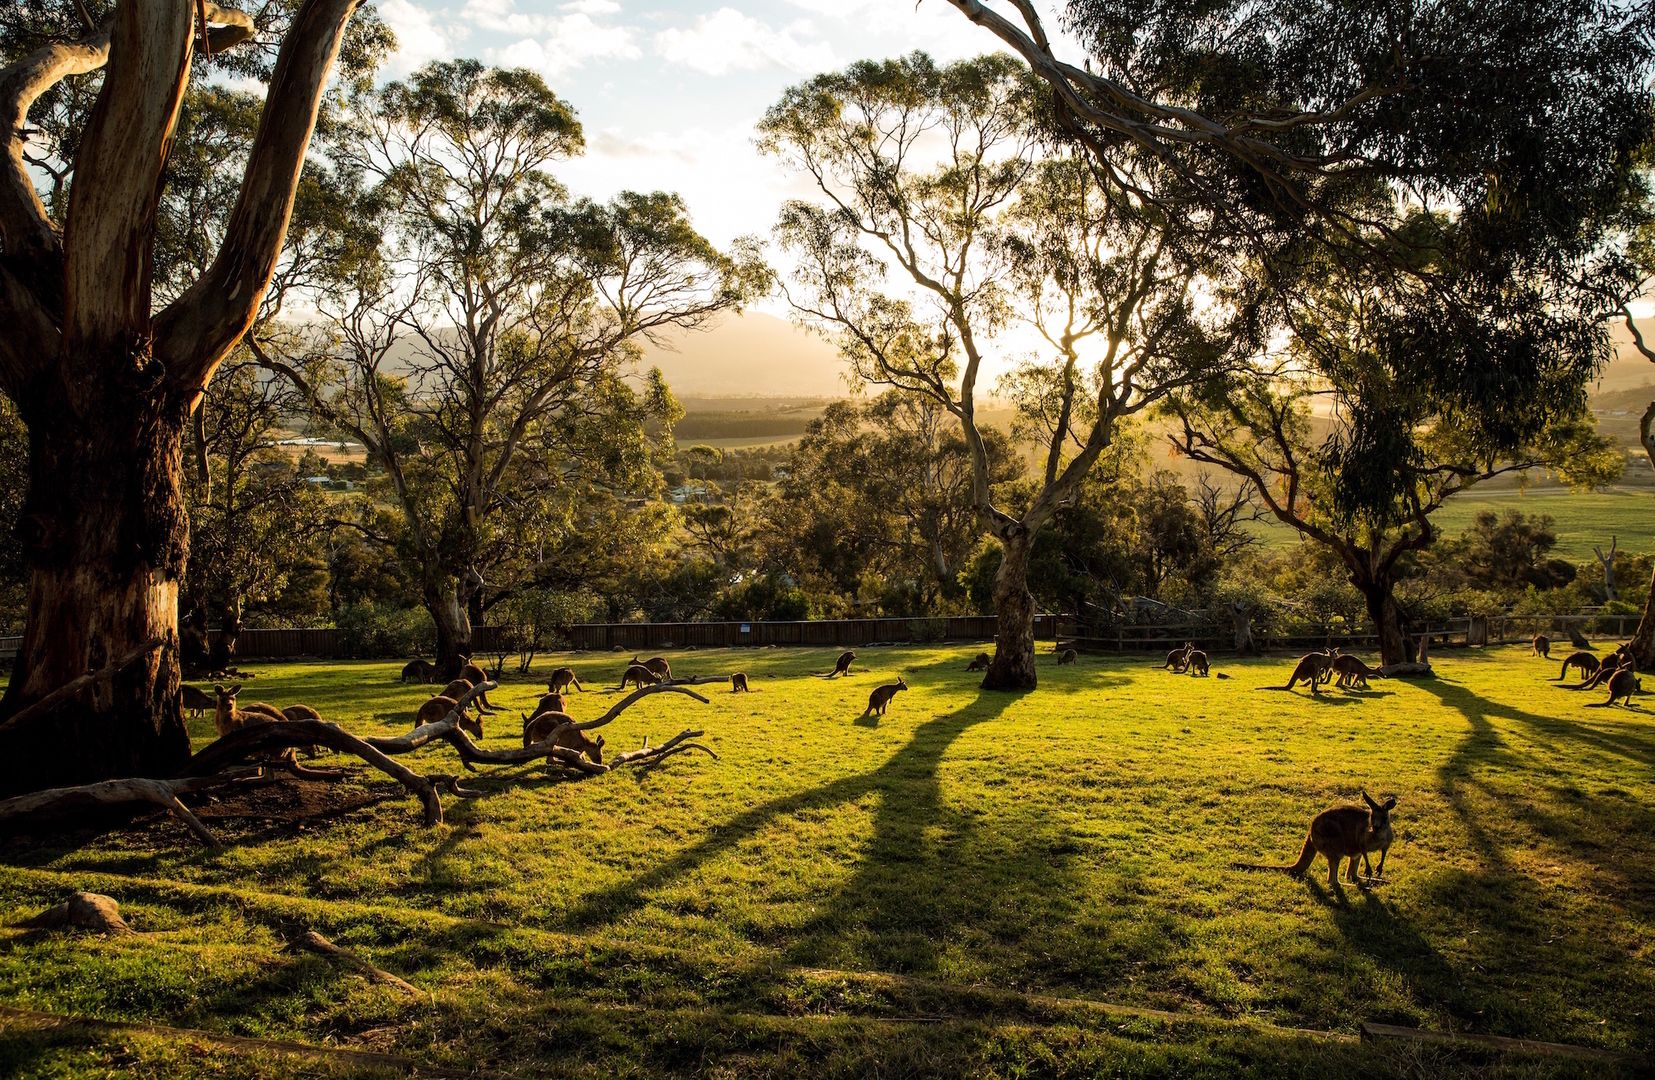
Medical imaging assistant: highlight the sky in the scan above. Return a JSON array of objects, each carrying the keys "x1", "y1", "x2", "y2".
[{"x1": 370, "y1": 0, "x2": 1068, "y2": 248}]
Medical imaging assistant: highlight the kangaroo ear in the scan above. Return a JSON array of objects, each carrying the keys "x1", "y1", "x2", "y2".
[
  {"x1": 1361, "y1": 788, "x2": 1378, "y2": 809},
  {"x1": 1383, "y1": 796, "x2": 1397, "y2": 810},
  {"x1": 229, "y1": 683, "x2": 242, "y2": 695}
]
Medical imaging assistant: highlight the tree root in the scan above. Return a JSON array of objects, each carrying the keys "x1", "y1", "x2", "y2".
[{"x1": 290, "y1": 929, "x2": 423, "y2": 997}]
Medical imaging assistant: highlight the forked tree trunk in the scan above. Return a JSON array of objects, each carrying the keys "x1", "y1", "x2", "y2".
[
  {"x1": 426, "y1": 577, "x2": 473, "y2": 678},
  {"x1": 0, "y1": 389, "x2": 192, "y2": 795},
  {"x1": 983, "y1": 526, "x2": 1037, "y2": 691},
  {"x1": 1230, "y1": 601, "x2": 1259, "y2": 656}
]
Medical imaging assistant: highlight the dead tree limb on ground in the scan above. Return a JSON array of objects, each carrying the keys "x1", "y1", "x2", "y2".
[{"x1": 0, "y1": 770, "x2": 260, "y2": 848}]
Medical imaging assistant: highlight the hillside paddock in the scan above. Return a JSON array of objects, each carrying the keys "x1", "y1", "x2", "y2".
[{"x1": 1, "y1": 644, "x2": 1650, "y2": 1078}]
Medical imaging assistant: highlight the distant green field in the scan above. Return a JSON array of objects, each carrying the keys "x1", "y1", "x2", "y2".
[
  {"x1": 2, "y1": 646, "x2": 1651, "y2": 1077},
  {"x1": 1253, "y1": 486, "x2": 1654, "y2": 561}
]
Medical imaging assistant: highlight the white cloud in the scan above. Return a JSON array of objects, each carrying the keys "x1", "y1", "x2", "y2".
[
  {"x1": 463, "y1": 0, "x2": 639, "y2": 79},
  {"x1": 378, "y1": 0, "x2": 461, "y2": 77},
  {"x1": 653, "y1": 8, "x2": 836, "y2": 76}
]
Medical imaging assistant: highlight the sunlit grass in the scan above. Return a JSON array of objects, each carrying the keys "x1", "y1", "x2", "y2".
[{"x1": 2, "y1": 643, "x2": 1651, "y2": 1076}]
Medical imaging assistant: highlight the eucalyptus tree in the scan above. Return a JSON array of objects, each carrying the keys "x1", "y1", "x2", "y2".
[
  {"x1": 265, "y1": 62, "x2": 764, "y2": 673},
  {"x1": 0, "y1": 0, "x2": 384, "y2": 791},
  {"x1": 762, "y1": 53, "x2": 1248, "y2": 688}
]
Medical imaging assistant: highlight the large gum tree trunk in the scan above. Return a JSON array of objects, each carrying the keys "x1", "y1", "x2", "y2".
[
  {"x1": 425, "y1": 575, "x2": 473, "y2": 678},
  {"x1": 1356, "y1": 576, "x2": 1409, "y2": 667},
  {"x1": 0, "y1": 390, "x2": 191, "y2": 795},
  {"x1": 983, "y1": 526, "x2": 1038, "y2": 691}
]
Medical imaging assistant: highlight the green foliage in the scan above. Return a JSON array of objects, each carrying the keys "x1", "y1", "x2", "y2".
[{"x1": 332, "y1": 603, "x2": 433, "y2": 659}]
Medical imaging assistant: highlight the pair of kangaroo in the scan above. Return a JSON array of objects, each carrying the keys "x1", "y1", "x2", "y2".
[
  {"x1": 1558, "y1": 643, "x2": 1643, "y2": 707},
  {"x1": 519, "y1": 692, "x2": 604, "y2": 764},
  {"x1": 1262, "y1": 648, "x2": 1380, "y2": 694},
  {"x1": 1159, "y1": 642, "x2": 1210, "y2": 677},
  {"x1": 1236, "y1": 790, "x2": 1397, "y2": 889}
]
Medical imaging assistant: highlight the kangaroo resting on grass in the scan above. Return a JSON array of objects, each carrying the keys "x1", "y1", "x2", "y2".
[
  {"x1": 1057, "y1": 648, "x2": 1078, "y2": 665},
  {"x1": 520, "y1": 712, "x2": 605, "y2": 762},
  {"x1": 1331, "y1": 654, "x2": 1383, "y2": 690},
  {"x1": 862, "y1": 676, "x2": 907, "y2": 718},
  {"x1": 730, "y1": 672, "x2": 750, "y2": 693},
  {"x1": 617, "y1": 663, "x2": 661, "y2": 690},
  {"x1": 211, "y1": 684, "x2": 286, "y2": 737},
  {"x1": 1234, "y1": 790, "x2": 1396, "y2": 888},
  {"x1": 1531, "y1": 634, "x2": 1551, "y2": 659},
  {"x1": 547, "y1": 667, "x2": 584, "y2": 694},
  {"x1": 823, "y1": 651, "x2": 856, "y2": 678},
  {"x1": 414, "y1": 695, "x2": 483, "y2": 738},
  {"x1": 966, "y1": 652, "x2": 991, "y2": 671}
]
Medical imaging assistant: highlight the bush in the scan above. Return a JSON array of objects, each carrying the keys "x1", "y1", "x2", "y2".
[{"x1": 335, "y1": 603, "x2": 434, "y2": 659}]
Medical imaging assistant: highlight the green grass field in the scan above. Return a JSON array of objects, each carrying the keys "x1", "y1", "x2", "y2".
[
  {"x1": 2, "y1": 645, "x2": 1651, "y2": 1077},
  {"x1": 1251, "y1": 486, "x2": 1655, "y2": 560}
]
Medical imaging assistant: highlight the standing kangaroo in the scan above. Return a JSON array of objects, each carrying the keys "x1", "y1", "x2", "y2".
[
  {"x1": 1554, "y1": 651, "x2": 1599, "y2": 681},
  {"x1": 400, "y1": 659, "x2": 435, "y2": 684},
  {"x1": 1262, "y1": 649, "x2": 1338, "y2": 694},
  {"x1": 617, "y1": 663, "x2": 661, "y2": 690},
  {"x1": 1234, "y1": 790, "x2": 1396, "y2": 888},
  {"x1": 458, "y1": 662, "x2": 498, "y2": 711},
  {"x1": 1184, "y1": 649, "x2": 1209, "y2": 677},
  {"x1": 1531, "y1": 634, "x2": 1551, "y2": 659},
  {"x1": 1161, "y1": 642, "x2": 1193, "y2": 671},
  {"x1": 547, "y1": 667, "x2": 584, "y2": 694},
  {"x1": 1331, "y1": 654, "x2": 1383, "y2": 690},
  {"x1": 862, "y1": 676, "x2": 907, "y2": 718},
  {"x1": 823, "y1": 651, "x2": 856, "y2": 678},
  {"x1": 632, "y1": 656, "x2": 673, "y2": 682},
  {"x1": 966, "y1": 652, "x2": 991, "y2": 671},
  {"x1": 730, "y1": 672, "x2": 750, "y2": 693},
  {"x1": 179, "y1": 684, "x2": 215, "y2": 721}
]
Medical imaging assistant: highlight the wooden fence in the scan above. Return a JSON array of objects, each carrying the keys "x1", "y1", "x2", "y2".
[
  {"x1": 1054, "y1": 616, "x2": 1483, "y2": 654},
  {"x1": 560, "y1": 614, "x2": 1059, "y2": 651}
]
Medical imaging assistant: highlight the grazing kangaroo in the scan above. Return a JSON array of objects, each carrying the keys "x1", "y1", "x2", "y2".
[
  {"x1": 547, "y1": 667, "x2": 584, "y2": 694},
  {"x1": 1184, "y1": 649, "x2": 1209, "y2": 677},
  {"x1": 1567, "y1": 649, "x2": 1630, "y2": 691},
  {"x1": 400, "y1": 659, "x2": 434, "y2": 683},
  {"x1": 520, "y1": 712, "x2": 605, "y2": 762},
  {"x1": 414, "y1": 695, "x2": 483, "y2": 738},
  {"x1": 459, "y1": 662, "x2": 498, "y2": 711},
  {"x1": 1331, "y1": 654, "x2": 1383, "y2": 690},
  {"x1": 1234, "y1": 790, "x2": 1396, "y2": 888},
  {"x1": 823, "y1": 650, "x2": 857, "y2": 678},
  {"x1": 1555, "y1": 651, "x2": 1600, "y2": 681},
  {"x1": 966, "y1": 652, "x2": 991, "y2": 671},
  {"x1": 1161, "y1": 642, "x2": 1194, "y2": 671},
  {"x1": 1531, "y1": 634, "x2": 1551, "y2": 659},
  {"x1": 438, "y1": 677, "x2": 475, "y2": 701},
  {"x1": 632, "y1": 656, "x2": 673, "y2": 682},
  {"x1": 1587, "y1": 668, "x2": 1643, "y2": 708},
  {"x1": 1057, "y1": 648, "x2": 1078, "y2": 665},
  {"x1": 533, "y1": 691, "x2": 566, "y2": 716},
  {"x1": 730, "y1": 672, "x2": 750, "y2": 693},
  {"x1": 179, "y1": 684, "x2": 215, "y2": 720},
  {"x1": 1262, "y1": 649, "x2": 1338, "y2": 694},
  {"x1": 617, "y1": 663, "x2": 661, "y2": 690},
  {"x1": 862, "y1": 676, "x2": 907, "y2": 718}
]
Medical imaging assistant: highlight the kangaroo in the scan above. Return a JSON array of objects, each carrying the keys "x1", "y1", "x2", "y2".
[
  {"x1": 520, "y1": 712, "x2": 605, "y2": 762},
  {"x1": 1057, "y1": 648, "x2": 1078, "y2": 665},
  {"x1": 1566, "y1": 650, "x2": 1629, "y2": 691},
  {"x1": 414, "y1": 695, "x2": 483, "y2": 738},
  {"x1": 965, "y1": 652, "x2": 991, "y2": 671},
  {"x1": 822, "y1": 650, "x2": 857, "y2": 678},
  {"x1": 862, "y1": 676, "x2": 907, "y2": 718},
  {"x1": 1531, "y1": 634, "x2": 1551, "y2": 659},
  {"x1": 212, "y1": 685, "x2": 288, "y2": 738},
  {"x1": 438, "y1": 677, "x2": 475, "y2": 702},
  {"x1": 1331, "y1": 654, "x2": 1383, "y2": 690},
  {"x1": 400, "y1": 659, "x2": 434, "y2": 684},
  {"x1": 632, "y1": 656, "x2": 673, "y2": 682},
  {"x1": 1184, "y1": 649, "x2": 1209, "y2": 677},
  {"x1": 547, "y1": 667, "x2": 584, "y2": 694},
  {"x1": 617, "y1": 663, "x2": 661, "y2": 690},
  {"x1": 1234, "y1": 790, "x2": 1396, "y2": 888},
  {"x1": 1262, "y1": 649, "x2": 1338, "y2": 694},
  {"x1": 459, "y1": 661, "x2": 498, "y2": 711},
  {"x1": 533, "y1": 691, "x2": 567, "y2": 716},
  {"x1": 1161, "y1": 642, "x2": 1194, "y2": 671},
  {"x1": 1589, "y1": 668, "x2": 1643, "y2": 708},
  {"x1": 179, "y1": 684, "x2": 215, "y2": 720},
  {"x1": 730, "y1": 672, "x2": 750, "y2": 693},
  {"x1": 1555, "y1": 651, "x2": 1599, "y2": 681}
]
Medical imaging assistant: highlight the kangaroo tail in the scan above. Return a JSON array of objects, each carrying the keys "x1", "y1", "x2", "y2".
[{"x1": 1234, "y1": 836, "x2": 1316, "y2": 875}]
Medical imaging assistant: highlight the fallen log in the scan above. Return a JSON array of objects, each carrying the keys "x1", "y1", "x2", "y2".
[{"x1": 0, "y1": 771, "x2": 258, "y2": 848}]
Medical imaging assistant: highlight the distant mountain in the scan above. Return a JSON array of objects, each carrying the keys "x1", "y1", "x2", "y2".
[{"x1": 636, "y1": 312, "x2": 852, "y2": 398}]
